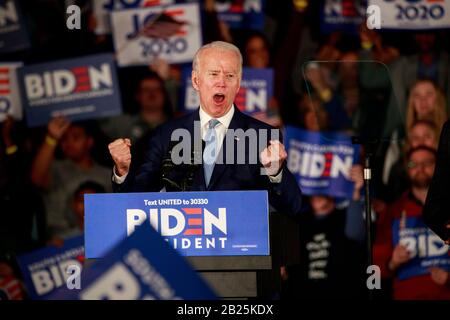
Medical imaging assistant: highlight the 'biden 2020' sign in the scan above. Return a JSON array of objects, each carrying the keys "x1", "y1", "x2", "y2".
[{"x1": 85, "y1": 191, "x2": 270, "y2": 258}]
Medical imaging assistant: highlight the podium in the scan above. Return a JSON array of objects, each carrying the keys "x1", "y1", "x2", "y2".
[
  {"x1": 84, "y1": 191, "x2": 299, "y2": 299},
  {"x1": 187, "y1": 212, "x2": 300, "y2": 299}
]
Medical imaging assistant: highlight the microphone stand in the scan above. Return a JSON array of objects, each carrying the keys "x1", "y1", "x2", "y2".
[{"x1": 351, "y1": 136, "x2": 380, "y2": 301}]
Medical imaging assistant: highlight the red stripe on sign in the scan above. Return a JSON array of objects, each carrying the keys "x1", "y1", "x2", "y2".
[
  {"x1": 184, "y1": 228, "x2": 202, "y2": 235},
  {"x1": 175, "y1": 30, "x2": 187, "y2": 36},
  {"x1": 165, "y1": 9, "x2": 184, "y2": 16},
  {"x1": 72, "y1": 67, "x2": 88, "y2": 75},
  {"x1": 183, "y1": 208, "x2": 202, "y2": 214},
  {"x1": 188, "y1": 218, "x2": 202, "y2": 226},
  {"x1": 0, "y1": 68, "x2": 9, "y2": 74},
  {"x1": 143, "y1": 0, "x2": 160, "y2": 6},
  {"x1": 0, "y1": 79, "x2": 9, "y2": 85},
  {"x1": 74, "y1": 85, "x2": 91, "y2": 92},
  {"x1": 76, "y1": 76, "x2": 90, "y2": 84},
  {"x1": 0, "y1": 89, "x2": 11, "y2": 94}
]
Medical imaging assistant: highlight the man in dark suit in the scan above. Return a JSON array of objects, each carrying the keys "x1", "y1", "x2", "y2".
[
  {"x1": 108, "y1": 41, "x2": 302, "y2": 216},
  {"x1": 423, "y1": 120, "x2": 450, "y2": 244}
]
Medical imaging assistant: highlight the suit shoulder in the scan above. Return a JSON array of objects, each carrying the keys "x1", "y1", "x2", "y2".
[
  {"x1": 155, "y1": 112, "x2": 196, "y2": 134},
  {"x1": 239, "y1": 111, "x2": 275, "y2": 130}
]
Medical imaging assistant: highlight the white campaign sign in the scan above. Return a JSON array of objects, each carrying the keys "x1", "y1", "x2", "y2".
[
  {"x1": 370, "y1": 0, "x2": 450, "y2": 29},
  {"x1": 92, "y1": 0, "x2": 175, "y2": 35},
  {"x1": 111, "y1": 2, "x2": 202, "y2": 66}
]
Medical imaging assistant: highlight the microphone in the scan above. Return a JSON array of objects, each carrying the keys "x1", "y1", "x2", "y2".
[{"x1": 161, "y1": 140, "x2": 203, "y2": 191}]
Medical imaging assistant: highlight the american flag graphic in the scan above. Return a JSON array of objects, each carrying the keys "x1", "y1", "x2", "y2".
[
  {"x1": 0, "y1": 67, "x2": 11, "y2": 96},
  {"x1": 129, "y1": 11, "x2": 187, "y2": 40},
  {"x1": 0, "y1": 276, "x2": 25, "y2": 300}
]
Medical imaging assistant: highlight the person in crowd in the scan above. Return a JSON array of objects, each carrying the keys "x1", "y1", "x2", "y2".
[
  {"x1": 48, "y1": 181, "x2": 106, "y2": 246},
  {"x1": 383, "y1": 120, "x2": 439, "y2": 203},
  {"x1": 406, "y1": 79, "x2": 448, "y2": 137},
  {"x1": 0, "y1": 116, "x2": 45, "y2": 255},
  {"x1": 242, "y1": 31, "x2": 282, "y2": 127},
  {"x1": 31, "y1": 118, "x2": 111, "y2": 240},
  {"x1": 384, "y1": 31, "x2": 450, "y2": 138},
  {"x1": 374, "y1": 146, "x2": 450, "y2": 300},
  {"x1": 282, "y1": 164, "x2": 366, "y2": 299},
  {"x1": 423, "y1": 119, "x2": 450, "y2": 245},
  {"x1": 101, "y1": 70, "x2": 174, "y2": 169}
]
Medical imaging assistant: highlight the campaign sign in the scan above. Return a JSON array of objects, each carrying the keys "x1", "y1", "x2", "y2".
[
  {"x1": 321, "y1": 0, "x2": 367, "y2": 34},
  {"x1": 16, "y1": 235, "x2": 84, "y2": 300},
  {"x1": 393, "y1": 216, "x2": 450, "y2": 281},
  {"x1": 0, "y1": 0, "x2": 30, "y2": 53},
  {"x1": 85, "y1": 191, "x2": 270, "y2": 259},
  {"x1": 17, "y1": 53, "x2": 122, "y2": 127},
  {"x1": 215, "y1": 0, "x2": 265, "y2": 30},
  {"x1": 111, "y1": 3, "x2": 202, "y2": 67},
  {"x1": 285, "y1": 126, "x2": 360, "y2": 199},
  {"x1": 0, "y1": 62, "x2": 23, "y2": 122},
  {"x1": 180, "y1": 66, "x2": 273, "y2": 115},
  {"x1": 93, "y1": 0, "x2": 175, "y2": 35},
  {"x1": 370, "y1": 0, "x2": 450, "y2": 30},
  {"x1": 49, "y1": 222, "x2": 216, "y2": 300}
]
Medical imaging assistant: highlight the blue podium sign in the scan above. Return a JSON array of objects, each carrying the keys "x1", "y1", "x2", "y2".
[{"x1": 85, "y1": 191, "x2": 270, "y2": 259}]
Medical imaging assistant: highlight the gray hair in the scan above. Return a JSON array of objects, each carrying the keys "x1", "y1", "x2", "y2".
[{"x1": 192, "y1": 41, "x2": 243, "y2": 76}]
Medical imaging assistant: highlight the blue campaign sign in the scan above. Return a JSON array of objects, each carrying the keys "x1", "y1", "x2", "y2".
[
  {"x1": 180, "y1": 66, "x2": 273, "y2": 115},
  {"x1": 285, "y1": 126, "x2": 360, "y2": 199},
  {"x1": 321, "y1": 0, "x2": 367, "y2": 35},
  {"x1": 17, "y1": 53, "x2": 122, "y2": 127},
  {"x1": 392, "y1": 216, "x2": 450, "y2": 281},
  {"x1": 0, "y1": 0, "x2": 30, "y2": 53},
  {"x1": 215, "y1": 0, "x2": 265, "y2": 30},
  {"x1": 16, "y1": 235, "x2": 84, "y2": 300},
  {"x1": 85, "y1": 191, "x2": 270, "y2": 259},
  {"x1": 48, "y1": 222, "x2": 216, "y2": 300}
]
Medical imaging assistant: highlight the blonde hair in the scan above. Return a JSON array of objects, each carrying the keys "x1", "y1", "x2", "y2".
[
  {"x1": 406, "y1": 79, "x2": 447, "y2": 138},
  {"x1": 192, "y1": 41, "x2": 243, "y2": 76}
]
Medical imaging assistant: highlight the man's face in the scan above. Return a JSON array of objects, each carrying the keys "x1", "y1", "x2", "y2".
[
  {"x1": 409, "y1": 123, "x2": 437, "y2": 149},
  {"x1": 192, "y1": 48, "x2": 241, "y2": 118},
  {"x1": 60, "y1": 126, "x2": 93, "y2": 162},
  {"x1": 136, "y1": 78, "x2": 165, "y2": 113},
  {"x1": 412, "y1": 82, "x2": 437, "y2": 119},
  {"x1": 245, "y1": 36, "x2": 269, "y2": 69},
  {"x1": 407, "y1": 150, "x2": 436, "y2": 189}
]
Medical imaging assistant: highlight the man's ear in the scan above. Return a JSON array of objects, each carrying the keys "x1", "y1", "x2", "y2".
[{"x1": 192, "y1": 70, "x2": 199, "y2": 91}]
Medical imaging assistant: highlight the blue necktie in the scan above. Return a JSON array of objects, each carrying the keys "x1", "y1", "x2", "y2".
[{"x1": 203, "y1": 119, "x2": 220, "y2": 187}]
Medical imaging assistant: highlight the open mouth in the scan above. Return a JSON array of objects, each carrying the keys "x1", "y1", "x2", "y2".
[{"x1": 213, "y1": 93, "x2": 225, "y2": 104}]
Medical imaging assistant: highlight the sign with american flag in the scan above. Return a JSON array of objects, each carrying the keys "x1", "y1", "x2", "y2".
[
  {"x1": 92, "y1": 0, "x2": 175, "y2": 35},
  {"x1": 111, "y1": 2, "x2": 202, "y2": 67},
  {"x1": 0, "y1": 62, "x2": 23, "y2": 122}
]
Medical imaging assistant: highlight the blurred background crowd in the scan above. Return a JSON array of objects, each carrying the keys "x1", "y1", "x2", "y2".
[{"x1": 0, "y1": 0, "x2": 449, "y2": 300}]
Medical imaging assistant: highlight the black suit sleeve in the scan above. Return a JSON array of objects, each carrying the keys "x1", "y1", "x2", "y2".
[
  {"x1": 112, "y1": 125, "x2": 165, "y2": 193},
  {"x1": 423, "y1": 120, "x2": 450, "y2": 241}
]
